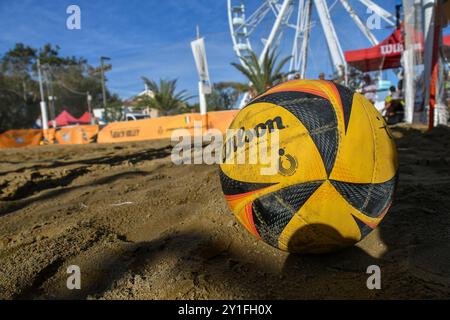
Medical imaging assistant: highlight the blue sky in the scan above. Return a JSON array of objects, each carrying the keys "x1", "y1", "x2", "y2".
[{"x1": 0, "y1": 0, "x2": 420, "y2": 101}]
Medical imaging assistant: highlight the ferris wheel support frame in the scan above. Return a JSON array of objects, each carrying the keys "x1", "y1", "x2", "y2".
[
  {"x1": 314, "y1": 0, "x2": 346, "y2": 75},
  {"x1": 228, "y1": 0, "x2": 395, "y2": 108},
  {"x1": 340, "y1": 0, "x2": 379, "y2": 45},
  {"x1": 358, "y1": 0, "x2": 395, "y2": 26},
  {"x1": 289, "y1": 0, "x2": 305, "y2": 75},
  {"x1": 298, "y1": 0, "x2": 312, "y2": 78},
  {"x1": 259, "y1": 0, "x2": 293, "y2": 64}
]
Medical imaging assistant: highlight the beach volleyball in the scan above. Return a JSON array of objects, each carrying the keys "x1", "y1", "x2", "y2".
[{"x1": 219, "y1": 80, "x2": 398, "y2": 253}]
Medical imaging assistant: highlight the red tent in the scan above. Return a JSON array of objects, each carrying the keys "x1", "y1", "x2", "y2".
[
  {"x1": 49, "y1": 110, "x2": 92, "y2": 127},
  {"x1": 445, "y1": 35, "x2": 450, "y2": 46},
  {"x1": 345, "y1": 29, "x2": 406, "y2": 72},
  {"x1": 50, "y1": 110, "x2": 80, "y2": 127},
  {"x1": 444, "y1": 35, "x2": 450, "y2": 59},
  {"x1": 77, "y1": 112, "x2": 92, "y2": 124},
  {"x1": 344, "y1": 29, "x2": 425, "y2": 72}
]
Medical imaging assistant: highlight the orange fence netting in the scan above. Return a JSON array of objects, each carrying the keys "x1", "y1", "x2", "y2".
[
  {"x1": 0, "y1": 129, "x2": 43, "y2": 148},
  {"x1": 98, "y1": 110, "x2": 238, "y2": 144},
  {"x1": 97, "y1": 113, "x2": 205, "y2": 144},
  {"x1": 0, "y1": 110, "x2": 238, "y2": 148},
  {"x1": 55, "y1": 125, "x2": 99, "y2": 145}
]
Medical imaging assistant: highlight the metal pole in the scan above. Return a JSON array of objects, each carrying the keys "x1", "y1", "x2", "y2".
[
  {"x1": 289, "y1": 0, "x2": 303, "y2": 75},
  {"x1": 36, "y1": 59, "x2": 49, "y2": 131},
  {"x1": 87, "y1": 91, "x2": 94, "y2": 124},
  {"x1": 299, "y1": 0, "x2": 312, "y2": 78},
  {"x1": 100, "y1": 58, "x2": 107, "y2": 111},
  {"x1": 44, "y1": 67, "x2": 56, "y2": 128},
  {"x1": 198, "y1": 81, "x2": 207, "y2": 115},
  {"x1": 422, "y1": 0, "x2": 437, "y2": 129},
  {"x1": 402, "y1": 0, "x2": 416, "y2": 124},
  {"x1": 198, "y1": 33, "x2": 207, "y2": 116}
]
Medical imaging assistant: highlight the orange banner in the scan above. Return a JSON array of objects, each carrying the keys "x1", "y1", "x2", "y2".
[
  {"x1": 44, "y1": 128, "x2": 56, "y2": 144},
  {"x1": 98, "y1": 113, "x2": 204, "y2": 143},
  {"x1": 0, "y1": 129, "x2": 43, "y2": 148},
  {"x1": 55, "y1": 125, "x2": 99, "y2": 145},
  {"x1": 98, "y1": 111, "x2": 238, "y2": 144}
]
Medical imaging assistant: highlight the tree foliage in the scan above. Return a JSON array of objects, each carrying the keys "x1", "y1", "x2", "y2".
[
  {"x1": 138, "y1": 78, "x2": 192, "y2": 115},
  {"x1": 231, "y1": 48, "x2": 292, "y2": 95},
  {"x1": 0, "y1": 43, "x2": 120, "y2": 131}
]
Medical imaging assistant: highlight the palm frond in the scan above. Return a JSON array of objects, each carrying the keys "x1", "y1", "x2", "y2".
[
  {"x1": 140, "y1": 77, "x2": 192, "y2": 115},
  {"x1": 231, "y1": 47, "x2": 292, "y2": 95}
]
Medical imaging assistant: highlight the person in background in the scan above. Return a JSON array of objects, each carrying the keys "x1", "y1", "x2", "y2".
[
  {"x1": 249, "y1": 87, "x2": 257, "y2": 99},
  {"x1": 294, "y1": 72, "x2": 300, "y2": 80},
  {"x1": 318, "y1": 72, "x2": 325, "y2": 80},
  {"x1": 383, "y1": 86, "x2": 405, "y2": 124},
  {"x1": 383, "y1": 86, "x2": 397, "y2": 117},
  {"x1": 358, "y1": 74, "x2": 377, "y2": 104},
  {"x1": 332, "y1": 65, "x2": 346, "y2": 84},
  {"x1": 397, "y1": 69, "x2": 404, "y2": 93},
  {"x1": 32, "y1": 116, "x2": 42, "y2": 129}
]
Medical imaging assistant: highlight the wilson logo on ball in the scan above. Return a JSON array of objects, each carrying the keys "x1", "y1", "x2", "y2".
[{"x1": 222, "y1": 116, "x2": 286, "y2": 162}]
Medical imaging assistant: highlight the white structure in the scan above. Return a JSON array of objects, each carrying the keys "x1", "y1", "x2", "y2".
[
  {"x1": 37, "y1": 59, "x2": 49, "y2": 131},
  {"x1": 227, "y1": 0, "x2": 395, "y2": 107},
  {"x1": 129, "y1": 85, "x2": 159, "y2": 118},
  {"x1": 191, "y1": 27, "x2": 212, "y2": 115},
  {"x1": 139, "y1": 84, "x2": 155, "y2": 99}
]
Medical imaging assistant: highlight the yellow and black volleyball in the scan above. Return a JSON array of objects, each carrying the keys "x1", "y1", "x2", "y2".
[{"x1": 219, "y1": 80, "x2": 398, "y2": 254}]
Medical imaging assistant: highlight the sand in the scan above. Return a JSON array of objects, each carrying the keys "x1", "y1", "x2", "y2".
[{"x1": 0, "y1": 125, "x2": 449, "y2": 300}]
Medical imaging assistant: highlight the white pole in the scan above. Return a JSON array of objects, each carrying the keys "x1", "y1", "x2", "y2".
[
  {"x1": 299, "y1": 0, "x2": 312, "y2": 78},
  {"x1": 436, "y1": 41, "x2": 448, "y2": 126},
  {"x1": 199, "y1": 81, "x2": 207, "y2": 115},
  {"x1": 87, "y1": 91, "x2": 94, "y2": 124},
  {"x1": 402, "y1": 0, "x2": 416, "y2": 124},
  {"x1": 37, "y1": 59, "x2": 49, "y2": 131},
  {"x1": 435, "y1": 6, "x2": 447, "y2": 126},
  {"x1": 194, "y1": 26, "x2": 208, "y2": 115},
  {"x1": 422, "y1": 0, "x2": 436, "y2": 116},
  {"x1": 403, "y1": 48, "x2": 415, "y2": 123},
  {"x1": 289, "y1": 0, "x2": 303, "y2": 74}
]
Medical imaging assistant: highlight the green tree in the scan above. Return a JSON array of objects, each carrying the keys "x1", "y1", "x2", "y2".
[
  {"x1": 184, "y1": 83, "x2": 242, "y2": 113},
  {"x1": 0, "y1": 42, "x2": 120, "y2": 131},
  {"x1": 139, "y1": 78, "x2": 192, "y2": 115},
  {"x1": 231, "y1": 48, "x2": 292, "y2": 95},
  {"x1": 104, "y1": 97, "x2": 124, "y2": 122},
  {"x1": 205, "y1": 83, "x2": 242, "y2": 110},
  {"x1": 0, "y1": 44, "x2": 40, "y2": 130},
  {"x1": 0, "y1": 72, "x2": 40, "y2": 131},
  {"x1": 1, "y1": 43, "x2": 39, "y2": 102}
]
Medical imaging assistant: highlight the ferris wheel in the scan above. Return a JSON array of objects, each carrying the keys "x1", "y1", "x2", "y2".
[{"x1": 227, "y1": 0, "x2": 396, "y2": 81}]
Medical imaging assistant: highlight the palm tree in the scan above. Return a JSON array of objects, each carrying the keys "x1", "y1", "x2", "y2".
[
  {"x1": 231, "y1": 48, "x2": 292, "y2": 96},
  {"x1": 139, "y1": 78, "x2": 192, "y2": 115}
]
